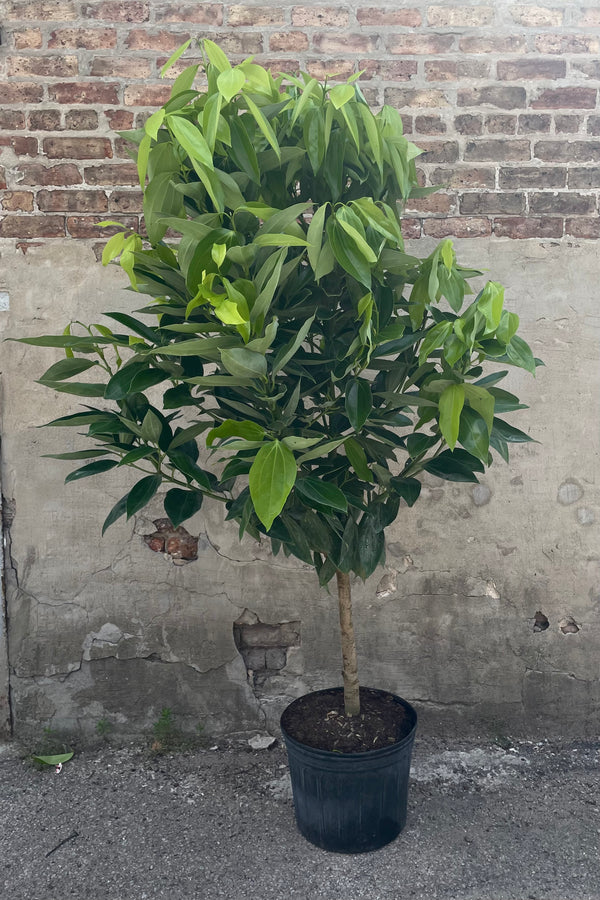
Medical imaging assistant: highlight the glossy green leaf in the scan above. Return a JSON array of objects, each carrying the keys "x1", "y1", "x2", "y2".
[
  {"x1": 344, "y1": 437, "x2": 372, "y2": 482},
  {"x1": 168, "y1": 115, "x2": 213, "y2": 169},
  {"x1": 478, "y1": 281, "x2": 504, "y2": 331},
  {"x1": 424, "y1": 451, "x2": 480, "y2": 483},
  {"x1": 248, "y1": 440, "x2": 297, "y2": 531},
  {"x1": 126, "y1": 474, "x2": 162, "y2": 519},
  {"x1": 102, "y1": 492, "x2": 130, "y2": 535},
  {"x1": 438, "y1": 383, "x2": 465, "y2": 450},
  {"x1": 390, "y1": 476, "x2": 422, "y2": 506},
  {"x1": 506, "y1": 334, "x2": 536, "y2": 375},
  {"x1": 220, "y1": 347, "x2": 267, "y2": 379},
  {"x1": 295, "y1": 477, "x2": 348, "y2": 514},
  {"x1": 491, "y1": 417, "x2": 536, "y2": 444},
  {"x1": 65, "y1": 459, "x2": 119, "y2": 484},
  {"x1": 345, "y1": 378, "x2": 372, "y2": 431},
  {"x1": 357, "y1": 514, "x2": 384, "y2": 579},
  {"x1": 164, "y1": 488, "x2": 203, "y2": 527},
  {"x1": 43, "y1": 449, "x2": 110, "y2": 461},
  {"x1": 329, "y1": 83, "x2": 354, "y2": 109},
  {"x1": 32, "y1": 752, "x2": 74, "y2": 766},
  {"x1": 207, "y1": 419, "x2": 265, "y2": 446},
  {"x1": 160, "y1": 39, "x2": 192, "y2": 77},
  {"x1": 458, "y1": 407, "x2": 490, "y2": 461},
  {"x1": 217, "y1": 67, "x2": 245, "y2": 102}
]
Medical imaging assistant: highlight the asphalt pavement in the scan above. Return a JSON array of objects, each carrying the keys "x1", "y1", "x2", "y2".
[{"x1": 1, "y1": 734, "x2": 599, "y2": 899}]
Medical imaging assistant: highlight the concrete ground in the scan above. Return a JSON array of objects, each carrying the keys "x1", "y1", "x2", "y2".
[{"x1": 0, "y1": 735, "x2": 599, "y2": 900}]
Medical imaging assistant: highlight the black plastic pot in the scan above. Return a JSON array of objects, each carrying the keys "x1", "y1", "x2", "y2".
[{"x1": 280, "y1": 687, "x2": 417, "y2": 853}]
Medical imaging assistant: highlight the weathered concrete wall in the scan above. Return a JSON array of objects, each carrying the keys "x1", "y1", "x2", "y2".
[{"x1": 0, "y1": 237, "x2": 598, "y2": 740}]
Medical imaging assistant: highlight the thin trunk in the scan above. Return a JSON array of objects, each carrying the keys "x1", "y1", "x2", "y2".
[{"x1": 336, "y1": 569, "x2": 360, "y2": 717}]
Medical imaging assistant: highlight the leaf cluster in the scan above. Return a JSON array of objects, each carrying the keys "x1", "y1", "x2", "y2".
[{"x1": 19, "y1": 40, "x2": 540, "y2": 584}]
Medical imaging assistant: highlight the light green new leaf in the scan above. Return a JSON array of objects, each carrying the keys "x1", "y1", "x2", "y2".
[
  {"x1": 217, "y1": 67, "x2": 245, "y2": 102},
  {"x1": 203, "y1": 38, "x2": 231, "y2": 73},
  {"x1": 458, "y1": 407, "x2": 490, "y2": 462},
  {"x1": 168, "y1": 115, "x2": 213, "y2": 169},
  {"x1": 249, "y1": 440, "x2": 297, "y2": 530},
  {"x1": 463, "y1": 384, "x2": 494, "y2": 433},
  {"x1": 245, "y1": 94, "x2": 280, "y2": 159},
  {"x1": 329, "y1": 83, "x2": 354, "y2": 109},
  {"x1": 144, "y1": 108, "x2": 166, "y2": 140},
  {"x1": 344, "y1": 437, "x2": 373, "y2": 482},
  {"x1": 32, "y1": 752, "x2": 74, "y2": 766},
  {"x1": 307, "y1": 202, "x2": 328, "y2": 273},
  {"x1": 439, "y1": 382, "x2": 465, "y2": 450},
  {"x1": 160, "y1": 39, "x2": 192, "y2": 77},
  {"x1": 478, "y1": 281, "x2": 505, "y2": 331}
]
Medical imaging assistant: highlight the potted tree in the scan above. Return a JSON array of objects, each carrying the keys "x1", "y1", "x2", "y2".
[{"x1": 20, "y1": 40, "x2": 538, "y2": 852}]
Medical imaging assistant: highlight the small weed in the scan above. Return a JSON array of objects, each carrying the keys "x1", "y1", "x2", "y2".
[
  {"x1": 95, "y1": 718, "x2": 112, "y2": 739},
  {"x1": 150, "y1": 707, "x2": 182, "y2": 754}
]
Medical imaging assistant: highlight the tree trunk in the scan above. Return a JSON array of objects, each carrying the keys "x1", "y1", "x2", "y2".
[{"x1": 336, "y1": 569, "x2": 360, "y2": 716}]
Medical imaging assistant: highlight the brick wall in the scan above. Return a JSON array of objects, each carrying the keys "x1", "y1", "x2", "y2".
[{"x1": 1, "y1": 0, "x2": 600, "y2": 249}]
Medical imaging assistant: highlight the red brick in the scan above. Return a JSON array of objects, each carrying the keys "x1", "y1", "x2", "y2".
[
  {"x1": 43, "y1": 137, "x2": 113, "y2": 159},
  {"x1": 535, "y1": 34, "x2": 599, "y2": 53},
  {"x1": 499, "y1": 166, "x2": 566, "y2": 189},
  {"x1": 535, "y1": 141, "x2": 600, "y2": 162},
  {"x1": 313, "y1": 33, "x2": 376, "y2": 53},
  {"x1": 49, "y1": 27, "x2": 117, "y2": 48},
  {"x1": 425, "y1": 60, "x2": 489, "y2": 81},
  {"x1": 228, "y1": 5, "x2": 285, "y2": 25},
  {"x1": 84, "y1": 164, "x2": 138, "y2": 186},
  {"x1": 82, "y1": 1, "x2": 149, "y2": 22},
  {"x1": 66, "y1": 110, "x2": 99, "y2": 130},
  {"x1": 424, "y1": 217, "x2": 492, "y2": 238},
  {"x1": 155, "y1": 3, "x2": 222, "y2": 23},
  {"x1": 126, "y1": 29, "x2": 190, "y2": 50},
  {"x1": 2, "y1": 83, "x2": 43, "y2": 104},
  {"x1": 0, "y1": 215, "x2": 65, "y2": 238},
  {"x1": 19, "y1": 163, "x2": 83, "y2": 186},
  {"x1": 497, "y1": 59, "x2": 566, "y2": 80},
  {"x1": 388, "y1": 34, "x2": 455, "y2": 54},
  {"x1": 518, "y1": 114, "x2": 551, "y2": 134},
  {"x1": 123, "y1": 85, "x2": 172, "y2": 107},
  {"x1": 49, "y1": 83, "x2": 120, "y2": 104},
  {"x1": 108, "y1": 190, "x2": 143, "y2": 213},
  {"x1": 556, "y1": 115, "x2": 582, "y2": 134},
  {"x1": 415, "y1": 115, "x2": 447, "y2": 135},
  {"x1": 29, "y1": 110, "x2": 62, "y2": 130},
  {"x1": 385, "y1": 88, "x2": 449, "y2": 108},
  {"x1": 565, "y1": 217, "x2": 600, "y2": 238},
  {"x1": 532, "y1": 88, "x2": 597, "y2": 110},
  {"x1": 459, "y1": 192, "x2": 525, "y2": 215},
  {"x1": 433, "y1": 166, "x2": 495, "y2": 189},
  {"x1": 427, "y1": 5, "x2": 494, "y2": 26},
  {"x1": 306, "y1": 59, "x2": 355, "y2": 80},
  {"x1": 0, "y1": 110, "x2": 26, "y2": 129},
  {"x1": 90, "y1": 57, "x2": 152, "y2": 78},
  {"x1": 270, "y1": 32, "x2": 309, "y2": 52},
  {"x1": 1, "y1": 191, "x2": 34, "y2": 212},
  {"x1": 6, "y1": 1, "x2": 77, "y2": 20},
  {"x1": 460, "y1": 35, "x2": 526, "y2": 53},
  {"x1": 104, "y1": 110, "x2": 135, "y2": 131},
  {"x1": 66, "y1": 215, "x2": 138, "y2": 238},
  {"x1": 14, "y1": 28, "x2": 43, "y2": 49},
  {"x1": 493, "y1": 217, "x2": 563, "y2": 239},
  {"x1": 38, "y1": 189, "x2": 108, "y2": 212},
  {"x1": 357, "y1": 7, "x2": 422, "y2": 26},
  {"x1": 510, "y1": 5, "x2": 564, "y2": 26},
  {"x1": 292, "y1": 6, "x2": 349, "y2": 26},
  {"x1": 359, "y1": 60, "x2": 417, "y2": 81},
  {"x1": 267, "y1": 59, "x2": 300, "y2": 76},
  {"x1": 485, "y1": 114, "x2": 517, "y2": 134},
  {"x1": 0, "y1": 136, "x2": 38, "y2": 156},
  {"x1": 529, "y1": 192, "x2": 596, "y2": 216},
  {"x1": 454, "y1": 115, "x2": 483, "y2": 135},
  {"x1": 465, "y1": 139, "x2": 530, "y2": 162},
  {"x1": 205, "y1": 32, "x2": 263, "y2": 55},
  {"x1": 417, "y1": 141, "x2": 460, "y2": 163},
  {"x1": 401, "y1": 218, "x2": 422, "y2": 239},
  {"x1": 458, "y1": 86, "x2": 526, "y2": 109},
  {"x1": 406, "y1": 193, "x2": 454, "y2": 215},
  {"x1": 8, "y1": 55, "x2": 78, "y2": 77}
]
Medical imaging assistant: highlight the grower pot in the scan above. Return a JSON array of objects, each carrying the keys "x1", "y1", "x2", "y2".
[{"x1": 280, "y1": 687, "x2": 417, "y2": 853}]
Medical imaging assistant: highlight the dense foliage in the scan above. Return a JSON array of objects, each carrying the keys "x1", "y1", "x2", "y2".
[{"x1": 21, "y1": 40, "x2": 538, "y2": 586}]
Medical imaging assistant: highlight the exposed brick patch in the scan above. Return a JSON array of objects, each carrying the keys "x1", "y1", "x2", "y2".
[
  {"x1": 43, "y1": 136, "x2": 113, "y2": 159},
  {"x1": 454, "y1": 114, "x2": 483, "y2": 135},
  {"x1": 49, "y1": 83, "x2": 120, "y2": 104},
  {"x1": 0, "y1": 136, "x2": 39, "y2": 156},
  {"x1": 458, "y1": 86, "x2": 527, "y2": 110},
  {"x1": 0, "y1": 111, "x2": 26, "y2": 130},
  {"x1": 415, "y1": 115, "x2": 447, "y2": 135},
  {"x1": 535, "y1": 34, "x2": 600, "y2": 53},
  {"x1": 0, "y1": 215, "x2": 65, "y2": 238},
  {"x1": 486, "y1": 115, "x2": 517, "y2": 134},
  {"x1": 18, "y1": 162, "x2": 83, "y2": 186},
  {"x1": 556, "y1": 115, "x2": 582, "y2": 134},
  {"x1": 579, "y1": 7, "x2": 600, "y2": 26},
  {"x1": 425, "y1": 60, "x2": 490, "y2": 81},
  {"x1": 401, "y1": 218, "x2": 422, "y2": 239},
  {"x1": 6, "y1": 1, "x2": 77, "y2": 20},
  {"x1": 38, "y1": 189, "x2": 108, "y2": 213},
  {"x1": 565, "y1": 217, "x2": 600, "y2": 238},
  {"x1": 270, "y1": 32, "x2": 309, "y2": 52},
  {"x1": 569, "y1": 168, "x2": 600, "y2": 188},
  {"x1": 143, "y1": 518, "x2": 198, "y2": 563},
  {"x1": 424, "y1": 217, "x2": 492, "y2": 237},
  {"x1": 532, "y1": 88, "x2": 598, "y2": 110},
  {"x1": 433, "y1": 166, "x2": 495, "y2": 189},
  {"x1": 500, "y1": 167, "x2": 567, "y2": 189},
  {"x1": 312, "y1": 32, "x2": 376, "y2": 53},
  {"x1": 497, "y1": 59, "x2": 566, "y2": 80},
  {"x1": 385, "y1": 88, "x2": 449, "y2": 108},
  {"x1": 460, "y1": 192, "x2": 526, "y2": 215},
  {"x1": 427, "y1": 5, "x2": 495, "y2": 27},
  {"x1": 534, "y1": 140, "x2": 600, "y2": 162},
  {"x1": 357, "y1": 7, "x2": 422, "y2": 27},
  {"x1": 360, "y1": 60, "x2": 417, "y2": 81},
  {"x1": 8, "y1": 55, "x2": 78, "y2": 77},
  {"x1": 125, "y1": 29, "x2": 191, "y2": 51},
  {"x1": 518, "y1": 114, "x2": 552, "y2": 134},
  {"x1": 388, "y1": 34, "x2": 456, "y2": 54},
  {"x1": 406, "y1": 192, "x2": 455, "y2": 214},
  {"x1": 529, "y1": 192, "x2": 596, "y2": 216},
  {"x1": 48, "y1": 27, "x2": 117, "y2": 48},
  {"x1": 465, "y1": 139, "x2": 531, "y2": 162},
  {"x1": 459, "y1": 35, "x2": 526, "y2": 53},
  {"x1": 418, "y1": 140, "x2": 460, "y2": 163},
  {"x1": 233, "y1": 609, "x2": 300, "y2": 688},
  {"x1": 28, "y1": 110, "x2": 62, "y2": 131},
  {"x1": 510, "y1": 5, "x2": 565, "y2": 26},
  {"x1": 108, "y1": 190, "x2": 143, "y2": 213},
  {"x1": 65, "y1": 109, "x2": 99, "y2": 130},
  {"x1": 67, "y1": 216, "x2": 138, "y2": 238},
  {"x1": 493, "y1": 217, "x2": 564, "y2": 239},
  {"x1": 1, "y1": 191, "x2": 35, "y2": 212},
  {"x1": 227, "y1": 5, "x2": 286, "y2": 26},
  {"x1": 123, "y1": 85, "x2": 172, "y2": 107},
  {"x1": 14, "y1": 28, "x2": 43, "y2": 48},
  {"x1": 306, "y1": 59, "x2": 355, "y2": 80},
  {"x1": 84, "y1": 164, "x2": 138, "y2": 186},
  {"x1": 90, "y1": 57, "x2": 153, "y2": 78},
  {"x1": 155, "y1": 3, "x2": 222, "y2": 23},
  {"x1": 292, "y1": 6, "x2": 349, "y2": 26},
  {"x1": 82, "y1": 1, "x2": 149, "y2": 23}
]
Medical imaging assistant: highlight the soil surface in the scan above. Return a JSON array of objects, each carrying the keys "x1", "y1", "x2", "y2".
[{"x1": 281, "y1": 687, "x2": 416, "y2": 752}]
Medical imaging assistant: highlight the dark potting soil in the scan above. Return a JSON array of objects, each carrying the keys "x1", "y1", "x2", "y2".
[{"x1": 281, "y1": 687, "x2": 413, "y2": 754}]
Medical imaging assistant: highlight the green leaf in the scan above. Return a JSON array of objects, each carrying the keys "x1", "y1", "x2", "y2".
[
  {"x1": 478, "y1": 281, "x2": 504, "y2": 331},
  {"x1": 217, "y1": 67, "x2": 245, "y2": 102},
  {"x1": 164, "y1": 488, "x2": 203, "y2": 528},
  {"x1": 126, "y1": 474, "x2": 162, "y2": 519},
  {"x1": 220, "y1": 347, "x2": 267, "y2": 380},
  {"x1": 329, "y1": 83, "x2": 354, "y2": 109},
  {"x1": 43, "y1": 449, "x2": 110, "y2": 461},
  {"x1": 203, "y1": 39, "x2": 231, "y2": 73},
  {"x1": 38, "y1": 358, "x2": 96, "y2": 383},
  {"x1": 32, "y1": 752, "x2": 74, "y2": 766},
  {"x1": 271, "y1": 315, "x2": 314, "y2": 375},
  {"x1": 40, "y1": 380, "x2": 107, "y2": 397},
  {"x1": 207, "y1": 419, "x2": 265, "y2": 446},
  {"x1": 345, "y1": 378, "x2": 372, "y2": 431},
  {"x1": 496, "y1": 310, "x2": 520, "y2": 345},
  {"x1": 295, "y1": 476, "x2": 348, "y2": 514},
  {"x1": 245, "y1": 94, "x2": 280, "y2": 158},
  {"x1": 168, "y1": 115, "x2": 213, "y2": 169},
  {"x1": 168, "y1": 421, "x2": 210, "y2": 450},
  {"x1": 438, "y1": 383, "x2": 465, "y2": 450},
  {"x1": 344, "y1": 437, "x2": 373, "y2": 481},
  {"x1": 506, "y1": 334, "x2": 536, "y2": 375},
  {"x1": 424, "y1": 449, "x2": 482, "y2": 483},
  {"x1": 418, "y1": 321, "x2": 453, "y2": 364},
  {"x1": 140, "y1": 409, "x2": 163, "y2": 444},
  {"x1": 458, "y1": 407, "x2": 490, "y2": 461},
  {"x1": 390, "y1": 476, "x2": 422, "y2": 506},
  {"x1": 491, "y1": 417, "x2": 536, "y2": 444},
  {"x1": 102, "y1": 492, "x2": 130, "y2": 535},
  {"x1": 144, "y1": 107, "x2": 166, "y2": 141},
  {"x1": 105, "y1": 362, "x2": 149, "y2": 401},
  {"x1": 357, "y1": 514, "x2": 384, "y2": 579},
  {"x1": 160, "y1": 38, "x2": 192, "y2": 77},
  {"x1": 296, "y1": 438, "x2": 345, "y2": 464},
  {"x1": 248, "y1": 440, "x2": 297, "y2": 531},
  {"x1": 65, "y1": 459, "x2": 119, "y2": 484}
]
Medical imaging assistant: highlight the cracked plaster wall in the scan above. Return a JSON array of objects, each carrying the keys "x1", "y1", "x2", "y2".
[{"x1": 0, "y1": 237, "x2": 598, "y2": 741}]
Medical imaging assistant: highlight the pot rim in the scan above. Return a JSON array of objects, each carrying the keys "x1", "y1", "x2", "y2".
[{"x1": 280, "y1": 685, "x2": 418, "y2": 761}]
